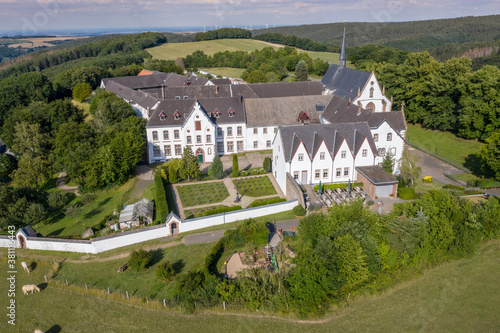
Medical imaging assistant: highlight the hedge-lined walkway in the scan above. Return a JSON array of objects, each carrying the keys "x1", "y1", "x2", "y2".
[{"x1": 171, "y1": 174, "x2": 285, "y2": 219}]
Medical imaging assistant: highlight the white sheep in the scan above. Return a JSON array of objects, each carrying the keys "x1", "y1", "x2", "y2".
[{"x1": 22, "y1": 284, "x2": 40, "y2": 295}]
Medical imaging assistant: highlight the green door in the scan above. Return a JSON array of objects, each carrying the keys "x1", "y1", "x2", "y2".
[{"x1": 198, "y1": 154, "x2": 203, "y2": 163}]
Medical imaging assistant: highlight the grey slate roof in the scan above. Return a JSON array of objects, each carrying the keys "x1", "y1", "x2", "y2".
[
  {"x1": 356, "y1": 166, "x2": 398, "y2": 185},
  {"x1": 211, "y1": 78, "x2": 231, "y2": 85},
  {"x1": 321, "y1": 64, "x2": 371, "y2": 101},
  {"x1": 247, "y1": 81, "x2": 325, "y2": 98},
  {"x1": 244, "y1": 95, "x2": 332, "y2": 127},
  {"x1": 105, "y1": 81, "x2": 158, "y2": 109},
  {"x1": 279, "y1": 123, "x2": 377, "y2": 162},
  {"x1": 146, "y1": 97, "x2": 245, "y2": 128},
  {"x1": 322, "y1": 96, "x2": 406, "y2": 132},
  {"x1": 20, "y1": 225, "x2": 37, "y2": 238}
]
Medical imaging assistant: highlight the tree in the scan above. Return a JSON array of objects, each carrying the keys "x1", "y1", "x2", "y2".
[
  {"x1": 244, "y1": 70, "x2": 268, "y2": 83},
  {"x1": 24, "y1": 203, "x2": 46, "y2": 226},
  {"x1": 209, "y1": 153, "x2": 224, "y2": 179},
  {"x1": 156, "y1": 261, "x2": 176, "y2": 281},
  {"x1": 65, "y1": 203, "x2": 81, "y2": 224},
  {"x1": 12, "y1": 122, "x2": 48, "y2": 157},
  {"x1": 478, "y1": 131, "x2": 500, "y2": 180},
  {"x1": 81, "y1": 193, "x2": 97, "y2": 209},
  {"x1": 399, "y1": 149, "x2": 422, "y2": 186},
  {"x1": 232, "y1": 154, "x2": 239, "y2": 177},
  {"x1": 295, "y1": 60, "x2": 308, "y2": 81},
  {"x1": 0, "y1": 154, "x2": 13, "y2": 175},
  {"x1": 12, "y1": 155, "x2": 51, "y2": 188},
  {"x1": 167, "y1": 159, "x2": 182, "y2": 183},
  {"x1": 48, "y1": 191, "x2": 69, "y2": 211},
  {"x1": 180, "y1": 146, "x2": 200, "y2": 182},
  {"x1": 129, "y1": 249, "x2": 153, "y2": 271},
  {"x1": 334, "y1": 233, "x2": 370, "y2": 292},
  {"x1": 72, "y1": 82, "x2": 92, "y2": 102},
  {"x1": 381, "y1": 153, "x2": 395, "y2": 174},
  {"x1": 263, "y1": 156, "x2": 271, "y2": 173}
]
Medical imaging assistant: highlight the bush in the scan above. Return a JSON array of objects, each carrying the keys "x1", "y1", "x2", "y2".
[
  {"x1": 72, "y1": 82, "x2": 92, "y2": 102},
  {"x1": 156, "y1": 261, "x2": 176, "y2": 281},
  {"x1": 48, "y1": 191, "x2": 70, "y2": 211},
  {"x1": 314, "y1": 182, "x2": 364, "y2": 192},
  {"x1": 232, "y1": 154, "x2": 239, "y2": 177},
  {"x1": 249, "y1": 197, "x2": 286, "y2": 207},
  {"x1": 263, "y1": 157, "x2": 271, "y2": 173},
  {"x1": 398, "y1": 187, "x2": 415, "y2": 200},
  {"x1": 196, "y1": 205, "x2": 242, "y2": 217},
  {"x1": 423, "y1": 176, "x2": 433, "y2": 183},
  {"x1": 443, "y1": 184, "x2": 465, "y2": 191},
  {"x1": 292, "y1": 204, "x2": 307, "y2": 216},
  {"x1": 154, "y1": 173, "x2": 169, "y2": 222},
  {"x1": 129, "y1": 249, "x2": 153, "y2": 271},
  {"x1": 204, "y1": 239, "x2": 225, "y2": 276}
]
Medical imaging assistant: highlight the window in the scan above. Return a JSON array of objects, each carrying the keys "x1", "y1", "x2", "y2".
[
  {"x1": 206, "y1": 134, "x2": 211, "y2": 143},
  {"x1": 152, "y1": 131, "x2": 158, "y2": 141},
  {"x1": 373, "y1": 133, "x2": 378, "y2": 142},
  {"x1": 293, "y1": 172, "x2": 299, "y2": 180},
  {"x1": 362, "y1": 149, "x2": 367, "y2": 157},
  {"x1": 186, "y1": 136, "x2": 192, "y2": 144},
  {"x1": 336, "y1": 168, "x2": 341, "y2": 178},
  {"x1": 378, "y1": 148, "x2": 386, "y2": 157},
  {"x1": 207, "y1": 148, "x2": 212, "y2": 155},
  {"x1": 183, "y1": 96, "x2": 188, "y2": 99},
  {"x1": 298, "y1": 153, "x2": 303, "y2": 161},
  {"x1": 237, "y1": 141, "x2": 244, "y2": 152},
  {"x1": 341, "y1": 150, "x2": 346, "y2": 158},
  {"x1": 387, "y1": 133, "x2": 392, "y2": 141},
  {"x1": 163, "y1": 130, "x2": 169, "y2": 140},
  {"x1": 214, "y1": 110, "x2": 220, "y2": 118},
  {"x1": 320, "y1": 152, "x2": 325, "y2": 160},
  {"x1": 323, "y1": 169, "x2": 328, "y2": 179},
  {"x1": 175, "y1": 96, "x2": 180, "y2": 100},
  {"x1": 275, "y1": 156, "x2": 277, "y2": 166},
  {"x1": 175, "y1": 145, "x2": 182, "y2": 155},
  {"x1": 266, "y1": 140, "x2": 271, "y2": 148},
  {"x1": 228, "y1": 108, "x2": 235, "y2": 117},
  {"x1": 369, "y1": 87, "x2": 374, "y2": 98},
  {"x1": 196, "y1": 135, "x2": 202, "y2": 143},
  {"x1": 217, "y1": 128, "x2": 223, "y2": 137},
  {"x1": 237, "y1": 126, "x2": 242, "y2": 136},
  {"x1": 253, "y1": 141, "x2": 258, "y2": 149},
  {"x1": 164, "y1": 145, "x2": 171, "y2": 156},
  {"x1": 195, "y1": 121, "x2": 201, "y2": 131},
  {"x1": 253, "y1": 128, "x2": 258, "y2": 134},
  {"x1": 274, "y1": 128, "x2": 278, "y2": 134},
  {"x1": 391, "y1": 147, "x2": 397, "y2": 156},
  {"x1": 315, "y1": 169, "x2": 320, "y2": 179},
  {"x1": 344, "y1": 167, "x2": 349, "y2": 177},
  {"x1": 378, "y1": 162, "x2": 383, "y2": 167},
  {"x1": 153, "y1": 145, "x2": 161, "y2": 157},
  {"x1": 174, "y1": 130, "x2": 180, "y2": 139},
  {"x1": 217, "y1": 142, "x2": 224, "y2": 153},
  {"x1": 227, "y1": 127, "x2": 233, "y2": 136},
  {"x1": 263, "y1": 128, "x2": 267, "y2": 134},
  {"x1": 227, "y1": 141, "x2": 234, "y2": 152}
]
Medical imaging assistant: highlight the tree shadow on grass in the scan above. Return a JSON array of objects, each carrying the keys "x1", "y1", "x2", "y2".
[
  {"x1": 46, "y1": 324, "x2": 62, "y2": 333},
  {"x1": 84, "y1": 207, "x2": 103, "y2": 219},
  {"x1": 47, "y1": 228, "x2": 65, "y2": 237},
  {"x1": 149, "y1": 249, "x2": 164, "y2": 267},
  {"x1": 98, "y1": 197, "x2": 112, "y2": 208},
  {"x1": 464, "y1": 153, "x2": 483, "y2": 176},
  {"x1": 172, "y1": 259, "x2": 185, "y2": 274}
]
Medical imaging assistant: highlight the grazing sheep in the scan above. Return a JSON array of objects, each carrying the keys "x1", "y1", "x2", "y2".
[
  {"x1": 22, "y1": 261, "x2": 30, "y2": 273},
  {"x1": 22, "y1": 284, "x2": 40, "y2": 295}
]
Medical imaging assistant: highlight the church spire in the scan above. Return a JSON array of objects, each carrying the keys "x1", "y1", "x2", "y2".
[{"x1": 339, "y1": 24, "x2": 347, "y2": 68}]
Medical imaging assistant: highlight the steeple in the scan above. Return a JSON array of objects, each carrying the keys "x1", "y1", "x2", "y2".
[{"x1": 339, "y1": 25, "x2": 347, "y2": 68}]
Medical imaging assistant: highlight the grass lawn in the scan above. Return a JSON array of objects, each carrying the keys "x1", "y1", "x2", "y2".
[
  {"x1": 36, "y1": 177, "x2": 141, "y2": 237},
  {"x1": 233, "y1": 176, "x2": 277, "y2": 197},
  {"x1": 406, "y1": 124, "x2": 484, "y2": 168},
  {"x1": 184, "y1": 205, "x2": 227, "y2": 219},
  {"x1": 199, "y1": 67, "x2": 245, "y2": 78},
  {"x1": 414, "y1": 180, "x2": 444, "y2": 193},
  {"x1": 51, "y1": 242, "x2": 212, "y2": 300},
  {"x1": 4, "y1": 239, "x2": 499, "y2": 332},
  {"x1": 177, "y1": 181, "x2": 229, "y2": 207}
]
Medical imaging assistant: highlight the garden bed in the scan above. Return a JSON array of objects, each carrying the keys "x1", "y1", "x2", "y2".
[
  {"x1": 232, "y1": 176, "x2": 277, "y2": 197},
  {"x1": 177, "y1": 182, "x2": 229, "y2": 207}
]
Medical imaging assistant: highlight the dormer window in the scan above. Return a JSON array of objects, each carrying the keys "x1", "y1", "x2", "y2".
[
  {"x1": 214, "y1": 109, "x2": 220, "y2": 118},
  {"x1": 174, "y1": 111, "x2": 181, "y2": 120},
  {"x1": 228, "y1": 108, "x2": 235, "y2": 117},
  {"x1": 298, "y1": 111, "x2": 310, "y2": 123},
  {"x1": 159, "y1": 111, "x2": 167, "y2": 120}
]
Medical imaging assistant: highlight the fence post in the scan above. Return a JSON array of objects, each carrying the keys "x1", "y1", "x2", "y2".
[
  {"x1": 126, "y1": 291, "x2": 129, "y2": 299},
  {"x1": 223, "y1": 301, "x2": 226, "y2": 310},
  {"x1": 146, "y1": 296, "x2": 149, "y2": 304},
  {"x1": 85, "y1": 283, "x2": 88, "y2": 290},
  {"x1": 107, "y1": 287, "x2": 110, "y2": 295},
  {"x1": 66, "y1": 279, "x2": 68, "y2": 286},
  {"x1": 163, "y1": 299, "x2": 166, "y2": 308},
  {"x1": 44, "y1": 275, "x2": 47, "y2": 282},
  {"x1": 53, "y1": 259, "x2": 56, "y2": 264}
]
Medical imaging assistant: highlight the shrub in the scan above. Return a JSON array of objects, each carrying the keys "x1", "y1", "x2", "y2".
[
  {"x1": 72, "y1": 82, "x2": 92, "y2": 102},
  {"x1": 156, "y1": 261, "x2": 176, "y2": 281},
  {"x1": 129, "y1": 249, "x2": 153, "y2": 271},
  {"x1": 292, "y1": 204, "x2": 307, "y2": 216},
  {"x1": 423, "y1": 176, "x2": 433, "y2": 183},
  {"x1": 398, "y1": 187, "x2": 415, "y2": 200},
  {"x1": 263, "y1": 157, "x2": 271, "y2": 173},
  {"x1": 196, "y1": 205, "x2": 242, "y2": 217},
  {"x1": 366, "y1": 200, "x2": 374, "y2": 206},
  {"x1": 48, "y1": 191, "x2": 69, "y2": 211},
  {"x1": 232, "y1": 154, "x2": 239, "y2": 177},
  {"x1": 204, "y1": 239, "x2": 225, "y2": 276},
  {"x1": 314, "y1": 182, "x2": 364, "y2": 192},
  {"x1": 249, "y1": 197, "x2": 286, "y2": 207},
  {"x1": 443, "y1": 184, "x2": 465, "y2": 191}
]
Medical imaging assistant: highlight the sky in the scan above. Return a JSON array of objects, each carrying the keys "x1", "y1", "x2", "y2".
[{"x1": 0, "y1": 0, "x2": 498, "y2": 34}]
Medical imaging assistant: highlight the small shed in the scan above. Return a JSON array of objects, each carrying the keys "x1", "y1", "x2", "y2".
[
  {"x1": 118, "y1": 198, "x2": 154, "y2": 229},
  {"x1": 16, "y1": 225, "x2": 37, "y2": 249},
  {"x1": 356, "y1": 166, "x2": 398, "y2": 198}
]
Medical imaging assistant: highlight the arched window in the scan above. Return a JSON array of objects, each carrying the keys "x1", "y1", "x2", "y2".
[
  {"x1": 369, "y1": 87, "x2": 374, "y2": 98},
  {"x1": 366, "y1": 102, "x2": 375, "y2": 112}
]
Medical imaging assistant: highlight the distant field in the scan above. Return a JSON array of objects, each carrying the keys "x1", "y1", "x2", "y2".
[
  {"x1": 4, "y1": 239, "x2": 499, "y2": 332},
  {"x1": 406, "y1": 124, "x2": 484, "y2": 168},
  {"x1": 5, "y1": 36, "x2": 88, "y2": 48},
  {"x1": 199, "y1": 67, "x2": 245, "y2": 78},
  {"x1": 146, "y1": 38, "x2": 345, "y2": 65}
]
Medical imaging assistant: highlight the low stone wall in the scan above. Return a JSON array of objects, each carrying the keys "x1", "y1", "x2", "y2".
[{"x1": 285, "y1": 172, "x2": 305, "y2": 208}]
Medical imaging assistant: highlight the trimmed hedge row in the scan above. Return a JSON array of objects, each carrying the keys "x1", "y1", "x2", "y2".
[
  {"x1": 203, "y1": 238, "x2": 225, "y2": 276},
  {"x1": 154, "y1": 172, "x2": 169, "y2": 222},
  {"x1": 196, "y1": 205, "x2": 242, "y2": 218},
  {"x1": 314, "y1": 182, "x2": 364, "y2": 192},
  {"x1": 248, "y1": 197, "x2": 286, "y2": 208}
]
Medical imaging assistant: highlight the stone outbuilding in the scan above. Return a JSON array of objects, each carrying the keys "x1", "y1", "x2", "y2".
[{"x1": 355, "y1": 165, "x2": 398, "y2": 199}]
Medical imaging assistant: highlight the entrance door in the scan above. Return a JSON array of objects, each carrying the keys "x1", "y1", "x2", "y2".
[
  {"x1": 18, "y1": 235, "x2": 26, "y2": 249},
  {"x1": 301, "y1": 171, "x2": 307, "y2": 184},
  {"x1": 171, "y1": 222, "x2": 178, "y2": 235},
  {"x1": 196, "y1": 148, "x2": 204, "y2": 163}
]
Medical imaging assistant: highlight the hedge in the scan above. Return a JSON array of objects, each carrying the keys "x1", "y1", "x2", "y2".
[
  {"x1": 398, "y1": 187, "x2": 415, "y2": 200},
  {"x1": 203, "y1": 239, "x2": 225, "y2": 276},
  {"x1": 314, "y1": 182, "x2": 364, "y2": 192},
  {"x1": 292, "y1": 204, "x2": 306, "y2": 216},
  {"x1": 154, "y1": 173, "x2": 169, "y2": 222},
  {"x1": 478, "y1": 179, "x2": 500, "y2": 189},
  {"x1": 249, "y1": 197, "x2": 286, "y2": 208},
  {"x1": 443, "y1": 184, "x2": 465, "y2": 191},
  {"x1": 196, "y1": 205, "x2": 242, "y2": 217}
]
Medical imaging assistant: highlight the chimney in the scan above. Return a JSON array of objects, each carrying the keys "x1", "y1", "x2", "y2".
[
  {"x1": 357, "y1": 87, "x2": 360, "y2": 97},
  {"x1": 239, "y1": 95, "x2": 243, "y2": 104},
  {"x1": 357, "y1": 104, "x2": 361, "y2": 115},
  {"x1": 216, "y1": 86, "x2": 219, "y2": 94},
  {"x1": 161, "y1": 84, "x2": 164, "y2": 100},
  {"x1": 391, "y1": 95, "x2": 393, "y2": 103},
  {"x1": 348, "y1": 98, "x2": 351, "y2": 107},
  {"x1": 382, "y1": 85, "x2": 385, "y2": 95},
  {"x1": 401, "y1": 101, "x2": 405, "y2": 112},
  {"x1": 147, "y1": 107, "x2": 151, "y2": 119}
]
